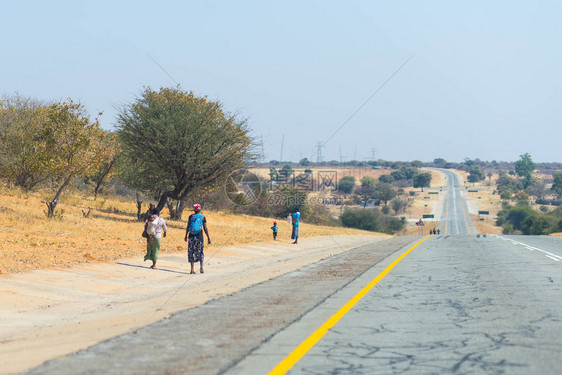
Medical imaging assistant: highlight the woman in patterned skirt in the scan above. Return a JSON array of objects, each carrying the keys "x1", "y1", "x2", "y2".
[{"x1": 184, "y1": 204, "x2": 211, "y2": 274}]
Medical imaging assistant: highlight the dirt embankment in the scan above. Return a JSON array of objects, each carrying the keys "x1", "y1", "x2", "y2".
[{"x1": 0, "y1": 234, "x2": 386, "y2": 374}]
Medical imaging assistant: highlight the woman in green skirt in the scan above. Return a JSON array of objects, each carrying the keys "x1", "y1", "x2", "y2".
[{"x1": 144, "y1": 210, "x2": 167, "y2": 269}]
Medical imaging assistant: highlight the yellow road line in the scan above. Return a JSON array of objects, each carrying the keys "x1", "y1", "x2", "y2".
[
  {"x1": 268, "y1": 236, "x2": 431, "y2": 375},
  {"x1": 443, "y1": 189, "x2": 449, "y2": 235},
  {"x1": 460, "y1": 194, "x2": 473, "y2": 234}
]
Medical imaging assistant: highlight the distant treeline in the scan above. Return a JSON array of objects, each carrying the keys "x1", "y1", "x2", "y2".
[{"x1": 264, "y1": 157, "x2": 562, "y2": 173}]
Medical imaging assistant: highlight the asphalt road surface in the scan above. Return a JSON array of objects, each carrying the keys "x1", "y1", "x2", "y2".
[
  {"x1": 438, "y1": 168, "x2": 477, "y2": 235},
  {"x1": 25, "y1": 175, "x2": 561, "y2": 375},
  {"x1": 231, "y1": 235, "x2": 562, "y2": 375}
]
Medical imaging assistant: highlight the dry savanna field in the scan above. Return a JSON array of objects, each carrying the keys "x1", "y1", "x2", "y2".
[
  {"x1": 0, "y1": 187, "x2": 377, "y2": 275},
  {"x1": 3, "y1": 167, "x2": 557, "y2": 275}
]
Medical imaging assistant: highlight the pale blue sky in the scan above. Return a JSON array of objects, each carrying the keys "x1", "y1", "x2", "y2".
[{"x1": 1, "y1": 1, "x2": 561, "y2": 162}]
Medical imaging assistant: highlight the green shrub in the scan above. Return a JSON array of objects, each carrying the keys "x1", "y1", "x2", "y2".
[
  {"x1": 340, "y1": 208, "x2": 404, "y2": 234},
  {"x1": 337, "y1": 176, "x2": 355, "y2": 194},
  {"x1": 497, "y1": 204, "x2": 561, "y2": 235}
]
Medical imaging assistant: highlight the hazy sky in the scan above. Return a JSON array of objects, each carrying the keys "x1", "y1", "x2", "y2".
[{"x1": 2, "y1": 1, "x2": 561, "y2": 163}]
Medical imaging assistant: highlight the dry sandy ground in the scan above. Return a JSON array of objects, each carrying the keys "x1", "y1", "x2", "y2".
[
  {"x1": 400, "y1": 169, "x2": 446, "y2": 235},
  {"x1": 0, "y1": 234, "x2": 385, "y2": 374}
]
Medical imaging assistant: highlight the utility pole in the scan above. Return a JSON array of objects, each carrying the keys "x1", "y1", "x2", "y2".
[
  {"x1": 371, "y1": 148, "x2": 376, "y2": 161},
  {"x1": 316, "y1": 142, "x2": 324, "y2": 163},
  {"x1": 260, "y1": 135, "x2": 265, "y2": 163},
  {"x1": 354, "y1": 145, "x2": 357, "y2": 161},
  {"x1": 280, "y1": 134, "x2": 284, "y2": 162},
  {"x1": 339, "y1": 145, "x2": 343, "y2": 164}
]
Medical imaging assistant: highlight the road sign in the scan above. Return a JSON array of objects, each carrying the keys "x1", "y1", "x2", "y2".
[
  {"x1": 478, "y1": 210, "x2": 489, "y2": 215},
  {"x1": 428, "y1": 192, "x2": 439, "y2": 195},
  {"x1": 422, "y1": 214, "x2": 434, "y2": 218}
]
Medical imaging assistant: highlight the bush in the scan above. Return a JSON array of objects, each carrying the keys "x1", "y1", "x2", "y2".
[
  {"x1": 378, "y1": 174, "x2": 394, "y2": 184},
  {"x1": 340, "y1": 208, "x2": 404, "y2": 234},
  {"x1": 338, "y1": 176, "x2": 355, "y2": 194},
  {"x1": 500, "y1": 191, "x2": 511, "y2": 200},
  {"x1": 502, "y1": 223, "x2": 514, "y2": 234},
  {"x1": 497, "y1": 204, "x2": 561, "y2": 235},
  {"x1": 305, "y1": 204, "x2": 340, "y2": 226},
  {"x1": 497, "y1": 176, "x2": 523, "y2": 194}
]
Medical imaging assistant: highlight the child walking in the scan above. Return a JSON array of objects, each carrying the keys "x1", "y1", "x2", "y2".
[{"x1": 271, "y1": 221, "x2": 278, "y2": 240}]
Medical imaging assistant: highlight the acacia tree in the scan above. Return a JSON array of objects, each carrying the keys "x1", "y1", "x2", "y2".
[
  {"x1": 526, "y1": 179, "x2": 547, "y2": 201},
  {"x1": 0, "y1": 95, "x2": 52, "y2": 191},
  {"x1": 515, "y1": 153, "x2": 536, "y2": 188},
  {"x1": 374, "y1": 182, "x2": 397, "y2": 205},
  {"x1": 354, "y1": 185, "x2": 375, "y2": 208},
  {"x1": 467, "y1": 166, "x2": 485, "y2": 184},
  {"x1": 117, "y1": 87, "x2": 253, "y2": 220},
  {"x1": 354, "y1": 176, "x2": 377, "y2": 208},
  {"x1": 360, "y1": 176, "x2": 377, "y2": 188},
  {"x1": 413, "y1": 172, "x2": 432, "y2": 191},
  {"x1": 390, "y1": 197, "x2": 408, "y2": 215},
  {"x1": 45, "y1": 100, "x2": 117, "y2": 217},
  {"x1": 552, "y1": 173, "x2": 562, "y2": 199},
  {"x1": 85, "y1": 132, "x2": 120, "y2": 200}
]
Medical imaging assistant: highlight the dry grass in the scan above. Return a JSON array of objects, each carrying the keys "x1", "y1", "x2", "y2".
[
  {"x1": 463, "y1": 175, "x2": 502, "y2": 217},
  {"x1": 0, "y1": 188, "x2": 382, "y2": 275},
  {"x1": 472, "y1": 214, "x2": 503, "y2": 234},
  {"x1": 398, "y1": 169, "x2": 445, "y2": 234}
]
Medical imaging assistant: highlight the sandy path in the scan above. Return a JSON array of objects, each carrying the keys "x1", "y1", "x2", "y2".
[{"x1": 0, "y1": 234, "x2": 385, "y2": 374}]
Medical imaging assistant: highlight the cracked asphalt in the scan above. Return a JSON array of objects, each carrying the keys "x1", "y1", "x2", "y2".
[
  {"x1": 231, "y1": 235, "x2": 562, "y2": 374},
  {"x1": 22, "y1": 167, "x2": 562, "y2": 374},
  {"x1": 25, "y1": 234, "x2": 562, "y2": 375},
  {"x1": 23, "y1": 237, "x2": 417, "y2": 375}
]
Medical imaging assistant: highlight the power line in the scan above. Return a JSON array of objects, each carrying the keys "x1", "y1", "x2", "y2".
[
  {"x1": 147, "y1": 53, "x2": 179, "y2": 86},
  {"x1": 310, "y1": 54, "x2": 415, "y2": 162}
]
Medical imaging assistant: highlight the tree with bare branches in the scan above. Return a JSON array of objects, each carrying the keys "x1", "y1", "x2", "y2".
[{"x1": 44, "y1": 100, "x2": 117, "y2": 217}]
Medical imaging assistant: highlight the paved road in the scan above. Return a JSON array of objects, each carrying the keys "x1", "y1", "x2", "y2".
[
  {"x1": 231, "y1": 235, "x2": 562, "y2": 374},
  {"x1": 437, "y1": 169, "x2": 477, "y2": 236},
  {"x1": 24, "y1": 173, "x2": 562, "y2": 374},
  {"x1": 24, "y1": 237, "x2": 418, "y2": 375},
  {"x1": 228, "y1": 173, "x2": 562, "y2": 374}
]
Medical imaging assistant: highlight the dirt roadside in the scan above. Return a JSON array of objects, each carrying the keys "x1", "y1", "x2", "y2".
[{"x1": 0, "y1": 234, "x2": 386, "y2": 374}]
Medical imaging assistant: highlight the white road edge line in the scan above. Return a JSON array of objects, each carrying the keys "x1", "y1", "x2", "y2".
[
  {"x1": 451, "y1": 185, "x2": 460, "y2": 234},
  {"x1": 496, "y1": 235, "x2": 562, "y2": 262}
]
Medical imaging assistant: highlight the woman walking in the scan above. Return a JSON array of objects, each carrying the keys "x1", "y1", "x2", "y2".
[
  {"x1": 144, "y1": 209, "x2": 167, "y2": 270},
  {"x1": 291, "y1": 207, "x2": 301, "y2": 244},
  {"x1": 184, "y1": 204, "x2": 211, "y2": 274}
]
